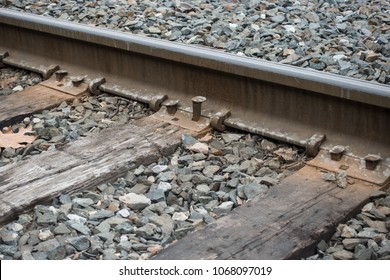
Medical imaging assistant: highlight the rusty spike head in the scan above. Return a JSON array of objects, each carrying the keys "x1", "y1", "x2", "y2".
[
  {"x1": 330, "y1": 145, "x2": 345, "y2": 161},
  {"x1": 364, "y1": 154, "x2": 381, "y2": 170}
]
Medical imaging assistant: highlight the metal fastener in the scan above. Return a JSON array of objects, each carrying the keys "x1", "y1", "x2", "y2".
[
  {"x1": 55, "y1": 70, "x2": 68, "y2": 82},
  {"x1": 192, "y1": 96, "x2": 206, "y2": 121},
  {"x1": 306, "y1": 134, "x2": 326, "y2": 158},
  {"x1": 330, "y1": 145, "x2": 345, "y2": 161},
  {"x1": 71, "y1": 76, "x2": 85, "y2": 87},
  {"x1": 163, "y1": 99, "x2": 179, "y2": 115},
  {"x1": 364, "y1": 154, "x2": 381, "y2": 170}
]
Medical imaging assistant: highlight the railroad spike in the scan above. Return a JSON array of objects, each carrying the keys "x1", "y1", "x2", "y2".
[
  {"x1": 364, "y1": 154, "x2": 381, "y2": 170},
  {"x1": 55, "y1": 69, "x2": 68, "y2": 82},
  {"x1": 162, "y1": 99, "x2": 179, "y2": 115},
  {"x1": 330, "y1": 145, "x2": 345, "y2": 161},
  {"x1": 192, "y1": 96, "x2": 206, "y2": 121}
]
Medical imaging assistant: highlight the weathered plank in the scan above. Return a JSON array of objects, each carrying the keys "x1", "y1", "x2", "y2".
[
  {"x1": 0, "y1": 84, "x2": 74, "y2": 127},
  {"x1": 155, "y1": 166, "x2": 382, "y2": 260},
  {"x1": 0, "y1": 117, "x2": 184, "y2": 224}
]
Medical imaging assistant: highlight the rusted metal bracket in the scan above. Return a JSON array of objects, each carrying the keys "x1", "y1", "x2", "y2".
[
  {"x1": 40, "y1": 70, "x2": 88, "y2": 96},
  {"x1": 2, "y1": 55, "x2": 59, "y2": 80}
]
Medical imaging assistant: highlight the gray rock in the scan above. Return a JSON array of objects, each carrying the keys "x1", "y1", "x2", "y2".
[
  {"x1": 95, "y1": 221, "x2": 111, "y2": 233},
  {"x1": 37, "y1": 212, "x2": 58, "y2": 225},
  {"x1": 213, "y1": 201, "x2": 234, "y2": 216},
  {"x1": 0, "y1": 244, "x2": 18, "y2": 256},
  {"x1": 357, "y1": 228, "x2": 381, "y2": 239},
  {"x1": 104, "y1": 217, "x2": 129, "y2": 227},
  {"x1": 66, "y1": 214, "x2": 87, "y2": 224},
  {"x1": 119, "y1": 193, "x2": 151, "y2": 210},
  {"x1": 89, "y1": 210, "x2": 115, "y2": 220},
  {"x1": 203, "y1": 165, "x2": 220, "y2": 177},
  {"x1": 271, "y1": 15, "x2": 285, "y2": 23},
  {"x1": 380, "y1": 196, "x2": 390, "y2": 207},
  {"x1": 53, "y1": 223, "x2": 71, "y2": 235},
  {"x1": 336, "y1": 172, "x2": 348, "y2": 188},
  {"x1": 67, "y1": 221, "x2": 91, "y2": 235},
  {"x1": 243, "y1": 182, "x2": 268, "y2": 199},
  {"x1": 149, "y1": 214, "x2": 174, "y2": 236},
  {"x1": 115, "y1": 222, "x2": 134, "y2": 234},
  {"x1": 129, "y1": 183, "x2": 150, "y2": 194},
  {"x1": 73, "y1": 197, "x2": 94, "y2": 207},
  {"x1": 0, "y1": 230, "x2": 19, "y2": 246},
  {"x1": 35, "y1": 239, "x2": 66, "y2": 260},
  {"x1": 147, "y1": 189, "x2": 166, "y2": 203},
  {"x1": 66, "y1": 236, "x2": 91, "y2": 251},
  {"x1": 354, "y1": 244, "x2": 373, "y2": 260},
  {"x1": 135, "y1": 224, "x2": 155, "y2": 238}
]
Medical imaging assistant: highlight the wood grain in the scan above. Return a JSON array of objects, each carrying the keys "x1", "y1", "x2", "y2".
[
  {"x1": 155, "y1": 166, "x2": 382, "y2": 260},
  {"x1": 0, "y1": 84, "x2": 74, "y2": 128},
  {"x1": 0, "y1": 118, "x2": 184, "y2": 224}
]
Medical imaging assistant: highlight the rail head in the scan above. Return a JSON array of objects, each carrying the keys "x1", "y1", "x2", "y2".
[{"x1": 0, "y1": 8, "x2": 389, "y2": 109}]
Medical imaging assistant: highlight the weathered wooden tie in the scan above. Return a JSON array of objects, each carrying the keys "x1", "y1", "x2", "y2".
[
  {"x1": 0, "y1": 84, "x2": 75, "y2": 128},
  {"x1": 0, "y1": 118, "x2": 184, "y2": 224},
  {"x1": 155, "y1": 166, "x2": 382, "y2": 260}
]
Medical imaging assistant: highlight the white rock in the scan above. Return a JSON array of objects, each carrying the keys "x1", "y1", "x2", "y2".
[
  {"x1": 157, "y1": 181, "x2": 172, "y2": 193},
  {"x1": 117, "y1": 209, "x2": 131, "y2": 218},
  {"x1": 172, "y1": 212, "x2": 189, "y2": 222},
  {"x1": 38, "y1": 230, "x2": 53, "y2": 241},
  {"x1": 66, "y1": 214, "x2": 87, "y2": 224},
  {"x1": 284, "y1": 25, "x2": 296, "y2": 33},
  {"x1": 188, "y1": 142, "x2": 209, "y2": 154},
  {"x1": 152, "y1": 165, "x2": 168, "y2": 173},
  {"x1": 12, "y1": 85, "x2": 23, "y2": 92}
]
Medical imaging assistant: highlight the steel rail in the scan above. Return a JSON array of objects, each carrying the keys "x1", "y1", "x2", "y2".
[{"x1": 0, "y1": 9, "x2": 389, "y2": 183}]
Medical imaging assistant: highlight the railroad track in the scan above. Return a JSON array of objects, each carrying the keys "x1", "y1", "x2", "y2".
[{"x1": 0, "y1": 8, "x2": 389, "y2": 259}]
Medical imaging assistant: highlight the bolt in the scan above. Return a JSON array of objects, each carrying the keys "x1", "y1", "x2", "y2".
[
  {"x1": 192, "y1": 96, "x2": 206, "y2": 121},
  {"x1": 55, "y1": 70, "x2": 68, "y2": 82},
  {"x1": 364, "y1": 154, "x2": 381, "y2": 170},
  {"x1": 330, "y1": 145, "x2": 345, "y2": 161},
  {"x1": 163, "y1": 99, "x2": 179, "y2": 115}
]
